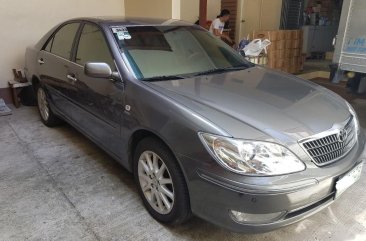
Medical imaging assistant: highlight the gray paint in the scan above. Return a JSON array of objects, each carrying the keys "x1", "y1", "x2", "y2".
[{"x1": 24, "y1": 17, "x2": 366, "y2": 233}]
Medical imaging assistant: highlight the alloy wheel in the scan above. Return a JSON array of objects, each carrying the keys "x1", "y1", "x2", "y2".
[
  {"x1": 138, "y1": 151, "x2": 175, "y2": 215},
  {"x1": 37, "y1": 88, "x2": 49, "y2": 121}
]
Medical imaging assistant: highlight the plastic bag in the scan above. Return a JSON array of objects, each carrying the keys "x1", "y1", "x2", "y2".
[{"x1": 243, "y1": 39, "x2": 271, "y2": 57}]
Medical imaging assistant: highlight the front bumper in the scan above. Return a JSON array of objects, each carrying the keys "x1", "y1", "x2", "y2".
[{"x1": 179, "y1": 135, "x2": 366, "y2": 233}]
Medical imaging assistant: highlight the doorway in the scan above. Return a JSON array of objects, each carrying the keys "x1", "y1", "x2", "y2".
[{"x1": 238, "y1": 0, "x2": 283, "y2": 40}]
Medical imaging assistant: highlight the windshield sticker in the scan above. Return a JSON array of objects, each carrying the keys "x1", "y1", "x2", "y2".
[{"x1": 112, "y1": 27, "x2": 131, "y2": 40}]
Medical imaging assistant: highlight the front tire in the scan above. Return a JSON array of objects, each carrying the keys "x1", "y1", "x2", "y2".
[
  {"x1": 37, "y1": 86, "x2": 62, "y2": 127},
  {"x1": 134, "y1": 137, "x2": 191, "y2": 225}
]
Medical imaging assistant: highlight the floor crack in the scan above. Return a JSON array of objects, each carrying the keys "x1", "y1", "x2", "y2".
[{"x1": 8, "y1": 121, "x2": 102, "y2": 241}]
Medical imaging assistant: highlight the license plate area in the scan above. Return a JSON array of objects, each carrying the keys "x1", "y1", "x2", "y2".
[{"x1": 335, "y1": 162, "x2": 363, "y2": 199}]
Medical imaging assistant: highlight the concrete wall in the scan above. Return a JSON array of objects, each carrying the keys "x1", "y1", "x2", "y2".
[
  {"x1": 0, "y1": 0, "x2": 125, "y2": 89},
  {"x1": 125, "y1": 0, "x2": 172, "y2": 18}
]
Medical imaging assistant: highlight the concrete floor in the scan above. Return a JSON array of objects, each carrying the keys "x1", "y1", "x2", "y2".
[
  {"x1": 303, "y1": 59, "x2": 332, "y2": 73},
  {"x1": 1, "y1": 102, "x2": 366, "y2": 241}
]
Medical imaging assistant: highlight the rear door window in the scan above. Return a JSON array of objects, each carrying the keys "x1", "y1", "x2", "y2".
[{"x1": 47, "y1": 23, "x2": 80, "y2": 59}]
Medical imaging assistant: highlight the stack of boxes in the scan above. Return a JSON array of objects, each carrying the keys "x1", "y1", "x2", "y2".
[{"x1": 251, "y1": 30, "x2": 304, "y2": 74}]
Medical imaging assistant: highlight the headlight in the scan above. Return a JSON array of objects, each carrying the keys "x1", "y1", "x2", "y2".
[
  {"x1": 346, "y1": 102, "x2": 360, "y2": 135},
  {"x1": 199, "y1": 133, "x2": 305, "y2": 176}
]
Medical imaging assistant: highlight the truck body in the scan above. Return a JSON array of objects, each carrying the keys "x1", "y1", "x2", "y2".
[{"x1": 332, "y1": 0, "x2": 366, "y2": 93}]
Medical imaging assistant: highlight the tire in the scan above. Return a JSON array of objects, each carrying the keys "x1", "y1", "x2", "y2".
[
  {"x1": 134, "y1": 137, "x2": 191, "y2": 225},
  {"x1": 36, "y1": 85, "x2": 62, "y2": 127}
]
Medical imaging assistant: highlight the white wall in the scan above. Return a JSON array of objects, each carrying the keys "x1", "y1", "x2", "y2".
[
  {"x1": 125, "y1": 0, "x2": 172, "y2": 18},
  {"x1": 180, "y1": 0, "x2": 199, "y2": 23},
  {"x1": 180, "y1": 0, "x2": 220, "y2": 23},
  {"x1": 172, "y1": 0, "x2": 181, "y2": 19},
  {"x1": 207, "y1": 0, "x2": 221, "y2": 21},
  {"x1": 0, "y1": 0, "x2": 125, "y2": 89}
]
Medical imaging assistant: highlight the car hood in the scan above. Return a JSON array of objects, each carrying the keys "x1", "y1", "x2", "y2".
[{"x1": 145, "y1": 67, "x2": 350, "y2": 143}]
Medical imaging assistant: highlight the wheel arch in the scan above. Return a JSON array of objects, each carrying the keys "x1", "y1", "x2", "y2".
[
  {"x1": 31, "y1": 75, "x2": 40, "y2": 92},
  {"x1": 127, "y1": 128, "x2": 188, "y2": 181}
]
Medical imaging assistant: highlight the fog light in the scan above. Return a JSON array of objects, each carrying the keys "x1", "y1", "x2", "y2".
[{"x1": 229, "y1": 210, "x2": 286, "y2": 224}]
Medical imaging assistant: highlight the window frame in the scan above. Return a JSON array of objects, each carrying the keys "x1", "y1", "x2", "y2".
[
  {"x1": 72, "y1": 21, "x2": 116, "y2": 69},
  {"x1": 42, "y1": 21, "x2": 82, "y2": 61}
]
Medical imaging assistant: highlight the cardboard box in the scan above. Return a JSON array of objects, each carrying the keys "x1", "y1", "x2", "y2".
[
  {"x1": 252, "y1": 30, "x2": 280, "y2": 42},
  {"x1": 293, "y1": 48, "x2": 301, "y2": 57},
  {"x1": 277, "y1": 30, "x2": 285, "y2": 40},
  {"x1": 292, "y1": 40, "x2": 301, "y2": 49},
  {"x1": 285, "y1": 30, "x2": 292, "y2": 40},
  {"x1": 252, "y1": 31, "x2": 270, "y2": 40},
  {"x1": 284, "y1": 58, "x2": 291, "y2": 67},
  {"x1": 277, "y1": 40, "x2": 286, "y2": 50},
  {"x1": 268, "y1": 31, "x2": 278, "y2": 41},
  {"x1": 267, "y1": 42, "x2": 277, "y2": 51},
  {"x1": 278, "y1": 49, "x2": 285, "y2": 59},
  {"x1": 275, "y1": 59, "x2": 284, "y2": 68},
  {"x1": 267, "y1": 61, "x2": 276, "y2": 69},
  {"x1": 285, "y1": 49, "x2": 293, "y2": 58},
  {"x1": 282, "y1": 66, "x2": 291, "y2": 73},
  {"x1": 290, "y1": 57, "x2": 298, "y2": 66},
  {"x1": 291, "y1": 30, "x2": 302, "y2": 40},
  {"x1": 286, "y1": 39, "x2": 293, "y2": 48}
]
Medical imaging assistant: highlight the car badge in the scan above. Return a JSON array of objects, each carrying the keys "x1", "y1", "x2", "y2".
[{"x1": 337, "y1": 129, "x2": 348, "y2": 143}]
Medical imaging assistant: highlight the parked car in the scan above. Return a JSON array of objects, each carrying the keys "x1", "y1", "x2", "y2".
[{"x1": 25, "y1": 17, "x2": 365, "y2": 233}]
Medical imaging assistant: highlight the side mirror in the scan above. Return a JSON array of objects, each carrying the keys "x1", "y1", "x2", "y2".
[{"x1": 84, "y1": 62, "x2": 121, "y2": 81}]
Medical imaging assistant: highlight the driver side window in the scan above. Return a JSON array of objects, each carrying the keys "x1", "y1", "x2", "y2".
[{"x1": 76, "y1": 24, "x2": 115, "y2": 70}]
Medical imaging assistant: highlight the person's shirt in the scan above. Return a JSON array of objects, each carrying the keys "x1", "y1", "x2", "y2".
[{"x1": 209, "y1": 18, "x2": 225, "y2": 36}]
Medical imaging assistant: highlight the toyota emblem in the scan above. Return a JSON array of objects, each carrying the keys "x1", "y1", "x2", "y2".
[{"x1": 337, "y1": 129, "x2": 348, "y2": 143}]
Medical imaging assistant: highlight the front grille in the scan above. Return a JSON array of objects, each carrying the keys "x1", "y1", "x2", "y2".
[{"x1": 300, "y1": 116, "x2": 357, "y2": 166}]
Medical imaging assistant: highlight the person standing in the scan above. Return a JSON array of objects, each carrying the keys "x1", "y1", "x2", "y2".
[{"x1": 209, "y1": 9, "x2": 233, "y2": 44}]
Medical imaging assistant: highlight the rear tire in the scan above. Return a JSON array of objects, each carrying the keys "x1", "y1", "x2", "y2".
[
  {"x1": 36, "y1": 85, "x2": 62, "y2": 127},
  {"x1": 134, "y1": 137, "x2": 191, "y2": 225}
]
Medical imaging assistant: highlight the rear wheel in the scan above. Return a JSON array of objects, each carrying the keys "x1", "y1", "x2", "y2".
[
  {"x1": 134, "y1": 137, "x2": 191, "y2": 224},
  {"x1": 37, "y1": 86, "x2": 62, "y2": 127}
]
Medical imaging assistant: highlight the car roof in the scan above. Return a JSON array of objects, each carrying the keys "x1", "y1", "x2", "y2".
[
  {"x1": 34, "y1": 16, "x2": 197, "y2": 50},
  {"x1": 70, "y1": 16, "x2": 194, "y2": 27}
]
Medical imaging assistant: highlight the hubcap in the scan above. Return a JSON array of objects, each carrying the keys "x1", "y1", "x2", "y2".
[
  {"x1": 138, "y1": 151, "x2": 174, "y2": 214},
  {"x1": 37, "y1": 88, "x2": 49, "y2": 121}
]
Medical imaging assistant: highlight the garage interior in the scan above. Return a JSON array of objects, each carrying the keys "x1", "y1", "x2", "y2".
[{"x1": 1, "y1": 0, "x2": 366, "y2": 240}]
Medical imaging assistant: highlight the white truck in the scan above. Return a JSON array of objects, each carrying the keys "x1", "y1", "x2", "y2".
[{"x1": 332, "y1": 0, "x2": 366, "y2": 94}]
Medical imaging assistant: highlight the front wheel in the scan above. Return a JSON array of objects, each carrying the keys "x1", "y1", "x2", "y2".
[
  {"x1": 134, "y1": 137, "x2": 191, "y2": 224},
  {"x1": 37, "y1": 86, "x2": 62, "y2": 127}
]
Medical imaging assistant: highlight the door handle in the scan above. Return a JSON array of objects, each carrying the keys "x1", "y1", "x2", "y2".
[
  {"x1": 66, "y1": 74, "x2": 78, "y2": 82},
  {"x1": 38, "y1": 58, "x2": 45, "y2": 65}
]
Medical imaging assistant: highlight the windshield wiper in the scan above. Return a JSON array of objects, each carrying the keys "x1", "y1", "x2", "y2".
[
  {"x1": 142, "y1": 75, "x2": 187, "y2": 82},
  {"x1": 192, "y1": 66, "x2": 248, "y2": 77}
]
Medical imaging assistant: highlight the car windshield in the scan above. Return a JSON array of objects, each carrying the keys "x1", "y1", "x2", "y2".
[{"x1": 111, "y1": 25, "x2": 253, "y2": 80}]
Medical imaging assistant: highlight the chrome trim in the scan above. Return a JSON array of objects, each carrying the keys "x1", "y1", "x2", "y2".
[{"x1": 298, "y1": 115, "x2": 357, "y2": 166}]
